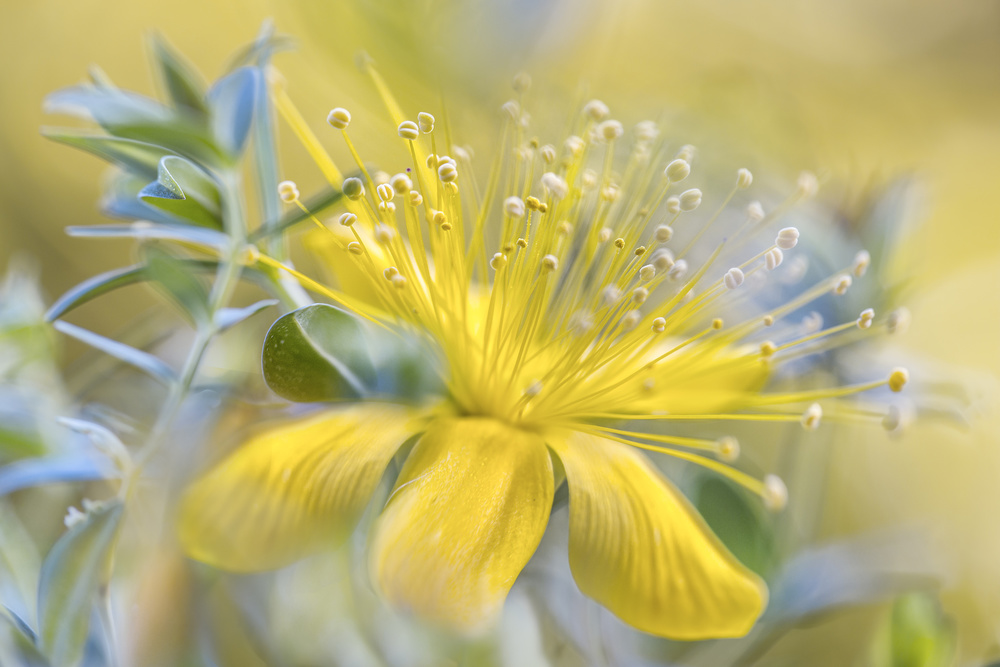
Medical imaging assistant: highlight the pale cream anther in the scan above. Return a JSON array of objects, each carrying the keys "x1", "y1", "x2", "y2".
[
  {"x1": 802, "y1": 311, "x2": 823, "y2": 333},
  {"x1": 747, "y1": 201, "x2": 765, "y2": 222},
  {"x1": 652, "y1": 248, "x2": 675, "y2": 271},
  {"x1": 763, "y1": 314, "x2": 775, "y2": 326},
  {"x1": 438, "y1": 162, "x2": 458, "y2": 183},
  {"x1": 541, "y1": 254, "x2": 559, "y2": 273},
  {"x1": 327, "y1": 107, "x2": 351, "y2": 130},
  {"x1": 664, "y1": 159, "x2": 691, "y2": 183},
  {"x1": 736, "y1": 168, "x2": 753, "y2": 190},
  {"x1": 378, "y1": 201, "x2": 396, "y2": 214},
  {"x1": 582, "y1": 169, "x2": 598, "y2": 189},
  {"x1": 490, "y1": 252, "x2": 508, "y2": 270},
  {"x1": 383, "y1": 266, "x2": 399, "y2": 280},
  {"x1": 512, "y1": 71, "x2": 532, "y2": 92},
  {"x1": 679, "y1": 188, "x2": 702, "y2": 211},
  {"x1": 677, "y1": 144, "x2": 696, "y2": 162},
  {"x1": 765, "y1": 247, "x2": 784, "y2": 271},
  {"x1": 277, "y1": 180, "x2": 299, "y2": 203},
  {"x1": 801, "y1": 403, "x2": 823, "y2": 430},
  {"x1": 668, "y1": 259, "x2": 689, "y2": 281},
  {"x1": 397, "y1": 120, "x2": 420, "y2": 141},
  {"x1": 342, "y1": 177, "x2": 365, "y2": 200},
  {"x1": 541, "y1": 172, "x2": 568, "y2": 199},
  {"x1": 417, "y1": 111, "x2": 435, "y2": 134},
  {"x1": 391, "y1": 274, "x2": 408, "y2": 289},
  {"x1": 622, "y1": 310, "x2": 642, "y2": 331},
  {"x1": 634, "y1": 120, "x2": 659, "y2": 142},
  {"x1": 776, "y1": 227, "x2": 799, "y2": 249},
  {"x1": 374, "y1": 224, "x2": 395, "y2": 245},
  {"x1": 717, "y1": 437, "x2": 740, "y2": 463},
  {"x1": 632, "y1": 287, "x2": 649, "y2": 305},
  {"x1": 760, "y1": 341, "x2": 776, "y2": 357},
  {"x1": 887, "y1": 307, "x2": 911, "y2": 335},
  {"x1": 599, "y1": 119, "x2": 624, "y2": 141},
  {"x1": 565, "y1": 135, "x2": 586, "y2": 157},
  {"x1": 601, "y1": 286, "x2": 621, "y2": 307},
  {"x1": 347, "y1": 242, "x2": 363, "y2": 255},
  {"x1": 833, "y1": 274, "x2": 852, "y2": 295},
  {"x1": 724, "y1": 267, "x2": 745, "y2": 290},
  {"x1": 797, "y1": 171, "x2": 819, "y2": 198},
  {"x1": 655, "y1": 225, "x2": 673, "y2": 242},
  {"x1": 501, "y1": 100, "x2": 520, "y2": 120},
  {"x1": 504, "y1": 196, "x2": 526, "y2": 218},
  {"x1": 639, "y1": 264, "x2": 656, "y2": 282},
  {"x1": 852, "y1": 249, "x2": 871, "y2": 277},
  {"x1": 540, "y1": 144, "x2": 557, "y2": 164},
  {"x1": 557, "y1": 221, "x2": 573, "y2": 236},
  {"x1": 598, "y1": 227, "x2": 613, "y2": 243},
  {"x1": 857, "y1": 308, "x2": 875, "y2": 329},
  {"x1": 763, "y1": 474, "x2": 788, "y2": 512},
  {"x1": 376, "y1": 183, "x2": 395, "y2": 202},
  {"x1": 338, "y1": 212, "x2": 357, "y2": 227},
  {"x1": 408, "y1": 191, "x2": 423, "y2": 206},
  {"x1": 390, "y1": 173, "x2": 413, "y2": 195},
  {"x1": 583, "y1": 99, "x2": 610, "y2": 120},
  {"x1": 651, "y1": 316, "x2": 666, "y2": 333},
  {"x1": 601, "y1": 184, "x2": 620, "y2": 202}
]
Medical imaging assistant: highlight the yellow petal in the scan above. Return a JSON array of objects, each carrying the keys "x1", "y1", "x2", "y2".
[
  {"x1": 550, "y1": 431, "x2": 767, "y2": 639},
  {"x1": 369, "y1": 418, "x2": 553, "y2": 632},
  {"x1": 177, "y1": 404, "x2": 416, "y2": 572}
]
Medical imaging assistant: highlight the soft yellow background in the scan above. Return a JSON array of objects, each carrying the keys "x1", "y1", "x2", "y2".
[{"x1": 1, "y1": 0, "x2": 998, "y2": 662}]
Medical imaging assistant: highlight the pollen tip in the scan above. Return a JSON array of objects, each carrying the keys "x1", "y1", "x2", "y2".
[
  {"x1": 888, "y1": 368, "x2": 909, "y2": 393},
  {"x1": 801, "y1": 403, "x2": 823, "y2": 430},
  {"x1": 277, "y1": 180, "x2": 299, "y2": 203},
  {"x1": 763, "y1": 474, "x2": 788, "y2": 512},
  {"x1": 711, "y1": 317, "x2": 723, "y2": 330},
  {"x1": 717, "y1": 436, "x2": 740, "y2": 463},
  {"x1": 327, "y1": 107, "x2": 351, "y2": 130}
]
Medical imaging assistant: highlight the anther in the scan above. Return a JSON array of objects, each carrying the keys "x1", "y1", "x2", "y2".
[
  {"x1": 635, "y1": 120, "x2": 659, "y2": 142},
  {"x1": 763, "y1": 474, "x2": 788, "y2": 512},
  {"x1": 392, "y1": 275, "x2": 408, "y2": 289},
  {"x1": 763, "y1": 314, "x2": 774, "y2": 326},
  {"x1": 598, "y1": 228, "x2": 613, "y2": 243},
  {"x1": 374, "y1": 224, "x2": 395, "y2": 244},
  {"x1": 376, "y1": 183, "x2": 394, "y2": 202},
  {"x1": 408, "y1": 191, "x2": 423, "y2": 206},
  {"x1": 651, "y1": 316, "x2": 666, "y2": 333},
  {"x1": 599, "y1": 119, "x2": 624, "y2": 141},
  {"x1": 632, "y1": 287, "x2": 649, "y2": 305},
  {"x1": 639, "y1": 264, "x2": 656, "y2": 282},
  {"x1": 432, "y1": 210, "x2": 447, "y2": 226},
  {"x1": 668, "y1": 259, "x2": 689, "y2": 280},
  {"x1": 634, "y1": 246, "x2": 646, "y2": 257},
  {"x1": 736, "y1": 168, "x2": 753, "y2": 190},
  {"x1": 652, "y1": 248, "x2": 674, "y2": 271},
  {"x1": 277, "y1": 180, "x2": 299, "y2": 203},
  {"x1": 583, "y1": 99, "x2": 610, "y2": 120},
  {"x1": 801, "y1": 403, "x2": 822, "y2": 430},
  {"x1": 564, "y1": 135, "x2": 585, "y2": 157},
  {"x1": 383, "y1": 267, "x2": 399, "y2": 280},
  {"x1": 582, "y1": 170, "x2": 598, "y2": 188},
  {"x1": 765, "y1": 247, "x2": 784, "y2": 271},
  {"x1": 601, "y1": 286, "x2": 621, "y2": 306},
  {"x1": 342, "y1": 177, "x2": 365, "y2": 200},
  {"x1": 501, "y1": 100, "x2": 520, "y2": 120},
  {"x1": 760, "y1": 341, "x2": 776, "y2": 357},
  {"x1": 857, "y1": 308, "x2": 875, "y2": 329},
  {"x1": 503, "y1": 243, "x2": 514, "y2": 253},
  {"x1": 558, "y1": 221, "x2": 573, "y2": 236},
  {"x1": 347, "y1": 242, "x2": 363, "y2": 255},
  {"x1": 378, "y1": 201, "x2": 396, "y2": 214},
  {"x1": 679, "y1": 189, "x2": 702, "y2": 211},
  {"x1": 541, "y1": 255, "x2": 559, "y2": 273},
  {"x1": 852, "y1": 249, "x2": 871, "y2": 277},
  {"x1": 438, "y1": 162, "x2": 458, "y2": 183},
  {"x1": 540, "y1": 144, "x2": 557, "y2": 164},
  {"x1": 888, "y1": 368, "x2": 909, "y2": 393},
  {"x1": 327, "y1": 107, "x2": 351, "y2": 130},
  {"x1": 622, "y1": 310, "x2": 642, "y2": 330},
  {"x1": 723, "y1": 267, "x2": 745, "y2": 290},
  {"x1": 775, "y1": 227, "x2": 799, "y2": 249},
  {"x1": 747, "y1": 201, "x2": 765, "y2": 222},
  {"x1": 525, "y1": 196, "x2": 541, "y2": 210},
  {"x1": 398, "y1": 121, "x2": 420, "y2": 141},
  {"x1": 614, "y1": 238, "x2": 626, "y2": 249},
  {"x1": 524, "y1": 380, "x2": 543, "y2": 398},
  {"x1": 417, "y1": 111, "x2": 435, "y2": 134},
  {"x1": 390, "y1": 174, "x2": 413, "y2": 195},
  {"x1": 504, "y1": 196, "x2": 526, "y2": 218},
  {"x1": 601, "y1": 185, "x2": 620, "y2": 202},
  {"x1": 440, "y1": 222, "x2": 453, "y2": 231},
  {"x1": 833, "y1": 274, "x2": 852, "y2": 295},
  {"x1": 664, "y1": 159, "x2": 690, "y2": 183},
  {"x1": 655, "y1": 225, "x2": 673, "y2": 243},
  {"x1": 797, "y1": 171, "x2": 819, "y2": 198},
  {"x1": 373, "y1": 171, "x2": 390, "y2": 186},
  {"x1": 887, "y1": 307, "x2": 911, "y2": 335},
  {"x1": 677, "y1": 144, "x2": 697, "y2": 162},
  {"x1": 712, "y1": 317, "x2": 724, "y2": 329},
  {"x1": 541, "y1": 172, "x2": 568, "y2": 199},
  {"x1": 339, "y1": 212, "x2": 357, "y2": 227},
  {"x1": 717, "y1": 437, "x2": 740, "y2": 463},
  {"x1": 490, "y1": 253, "x2": 508, "y2": 270},
  {"x1": 516, "y1": 238, "x2": 528, "y2": 248}
]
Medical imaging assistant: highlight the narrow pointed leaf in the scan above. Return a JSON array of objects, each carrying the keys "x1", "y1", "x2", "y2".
[
  {"x1": 262, "y1": 304, "x2": 375, "y2": 402},
  {"x1": 38, "y1": 500, "x2": 124, "y2": 667},
  {"x1": 53, "y1": 321, "x2": 176, "y2": 385},
  {"x1": 0, "y1": 454, "x2": 117, "y2": 497},
  {"x1": 214, "y1": 299, "x2": 278, "y2": 332},
  {"x1": 65, "y1": 222, "x2": 229, "y2": 248},
  {"x1": 151, "y1": 35, "x2": 209, "y2": 114},
  {"x1": 248, "y1": 186, "x2": 345, "y2": 242},
  {"x1": 207, "y1": 67, "x2": 258, "y2": 157},
  {"x1": 142, "y1": 247, "x2": 212, "y2": 326},
  {"x1": 42, "y1": 128, "x2": 173, "y2": 180},
  {"x1": 139, "y1": 156, "x2": 222, "y2": 229}
]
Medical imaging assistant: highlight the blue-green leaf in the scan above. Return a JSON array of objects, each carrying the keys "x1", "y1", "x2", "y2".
[
  {"x1": 151, "y1": 34, "x2": 209, "y2": 114},
  {"x1": 261, "y1": 304, "x2": 376, "y2": 402},
  {"x1": 207, "y1": 67, "x2": 259, "y2": 157},
  {"x1": 0, "y1": 454, "x2": 117, "y2": 497},
  {"x1": 138, "y1": 156, "x2": 222, "y2": 229},
  {"x1": 141, "y1": 247, "x2": 212, "y2": 327},
  {"x1": 38, "y1": 500, "x2": 123, "y2": 667},
  {"x1": 42, "y1": 128, "x2": 174, "y2": 180},
  {"x1": 214, "y1": 299, "x2": 278, "y2": 332},
  {"x1": 65, "y1": 222, "x2": 229, "y2": 249},
  {"x1": 52, "y1": 321, "x2": 176, "y2": 385}
]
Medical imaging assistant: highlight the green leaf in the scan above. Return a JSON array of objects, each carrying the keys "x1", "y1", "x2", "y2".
[
  {"x1": 262, "y1": 304, "x2": 376, "y2": 402},
  {"x1": 37, "y1": 500, "x2": 123, "y2": 667},
  {"x1": 52, "y1": 321, "x2": 176, "y2": 385},
  {"x1": 207, "y1": 67, "x2": 259, "y2": 157},
  {"x1": 141, "y1": 247, "x2": 212, "y2": 327},
  {"x1": 151, "y1": 34, "x2": 209, "y2": 114},
  {"x1": 694, "y1": 475, "x2": 776, "y2": 577},
  {"x1": 65, "y1": 223, "x2": 229, "y2": 249},
  {"x1": 214, "y1": 299, "x2": 278, "y2": 332},
  {"x1": 42, "y1": 128, "x2": 174, "y2": 180},
  {"x1": 139, "y1": 156, "x2": 222, "y2": 229}
]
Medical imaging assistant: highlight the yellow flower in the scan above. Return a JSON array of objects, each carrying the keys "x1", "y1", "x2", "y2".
[{"x1": 178, "y1": 66, "x2": 908, "y2": 639}]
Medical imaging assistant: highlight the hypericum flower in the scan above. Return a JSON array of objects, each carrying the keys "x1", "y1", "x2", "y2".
[{"x1": 178, "y1": 65, "x2": 909, "y2": 639}]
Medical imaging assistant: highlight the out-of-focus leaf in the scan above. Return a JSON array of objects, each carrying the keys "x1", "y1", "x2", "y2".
[
  {"x1": 52, "y1": 321, "x2": 176, "y2": 385},
  {"x1": 884, "y1": 593, "x2": 956, "y2": 667},
  {"x1": 262, "y1": 304, "x2": 375, "y2": 402},
  {"x1": 139, "y1": 156, "x2": 222, "y2": 229},
  {"x1": 45, "y1": 86, "x2": 222, "y2": 165},
  {"x1": 142, "y1": 247, "x2": 212, "y2": 327},
  {"x1": 65, "y1": 222, "x2": 229, "y2": 249},
  {"x1": 207, "y1": 67, "x2": 258, "y2": 157},
  {"x1": 1, "y1": 605, "x2": 36, "y2": 642},
  {"x1": 42, "y1": 129, "x2": 172, "y2": 180},
  {"x1": 0, "y1": 501, "x2": 41, "y2": 629},
  {"x1": 151, "y1": 34, "x2": 209, "y2": 114},
  {"x1": 368, "y1": 328, "x2": 444, "y2": 401},
  {"x1": 694, "y1": 475, "x2": 776, "y2": 577},
  {"x1": 0, "y1": 454, "x2": 117, "y2": 497},
  {"x1": 101, "y1": 172, "x2": 196, "y2": 227},
  {"x1": 37, "y1": 500, "x2": 123, "y2": 667},
  {"x1": 248, "y1": 186, "x2": 345, "y2": 242},
  {"x1": 56, "y1": 418, "x2": 130, "y2": 471},
  {"x1": 214, "y1": 299, "x2": 278, "y2": 332},
  {"x1": 45, "y1": 260, "x2": 273, "y2": 322},
  {"x1": 226, "y1": 31, "x2": 295, "y2": 71}
]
